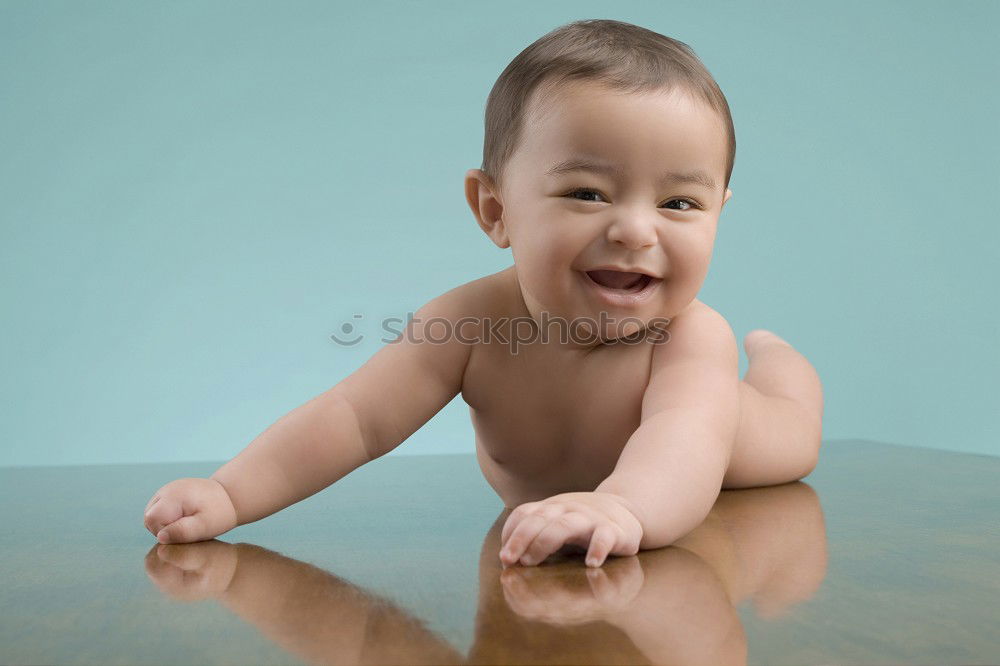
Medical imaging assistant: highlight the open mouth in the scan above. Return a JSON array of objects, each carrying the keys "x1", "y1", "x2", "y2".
[{"x1": 584, "y1": 270, "x2": 654, "y2": 293}]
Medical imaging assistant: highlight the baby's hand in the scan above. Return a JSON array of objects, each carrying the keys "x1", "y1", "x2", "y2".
[
  {"x1": 499, "y1": 491, "x2": 643, "y2": 568},
  {"x1": 143, "y1": 478, "x2": 238, "y2": 544}
]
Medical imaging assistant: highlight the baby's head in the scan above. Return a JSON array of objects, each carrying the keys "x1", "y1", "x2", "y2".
[{"x1": 465, "y1": 19, "x2": 735, "y2": 343}]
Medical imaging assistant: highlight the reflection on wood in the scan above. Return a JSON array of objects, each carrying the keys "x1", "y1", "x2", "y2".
[{"x1": 145, "y1": 481, "x2": 825, "y2": 665}]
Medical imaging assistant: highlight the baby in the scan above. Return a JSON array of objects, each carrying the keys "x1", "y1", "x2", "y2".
[{"x1": 143, "y1": 19, "x2": 824, "y2": 569}]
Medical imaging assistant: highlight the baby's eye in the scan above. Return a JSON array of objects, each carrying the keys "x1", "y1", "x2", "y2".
[
  {"x1": 663, "y1": 198, "x2": 700, "y2": 211},
  {"x1": 567, "y1": 188, "x2": 606, "y2": 203}
]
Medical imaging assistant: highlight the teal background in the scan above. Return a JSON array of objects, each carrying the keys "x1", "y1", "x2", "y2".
[{"x1": 1, "y1": 0, "x2": 997, "y2": 467}]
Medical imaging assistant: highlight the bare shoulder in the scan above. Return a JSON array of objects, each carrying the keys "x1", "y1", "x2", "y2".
[
  {"x1": 651, "y1": 298, "x2": 738, "y2": 368},
  {"x1": 642, "y1": 298, "x2": 739, "y2": 419},
  {"x1": 336, "y1": 270, "x2": 512, "y2": 459},
  {"x1": 412, "y1": 267, "x2": 512, "y2": 322}
]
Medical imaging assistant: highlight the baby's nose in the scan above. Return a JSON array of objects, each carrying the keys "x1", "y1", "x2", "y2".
[{"x1": 606, "y1": 215, "x2": 657, "y2": 249}]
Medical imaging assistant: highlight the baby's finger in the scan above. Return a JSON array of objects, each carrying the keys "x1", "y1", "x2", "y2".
[
  {"x1": 157, "y1": 514, "x2": 209, "y2": 544},
  {"x1": 584, "y1": 523, "x2": 620, "y2": 568},
  {"x1": 521, "y1": 511, "x2": 592, "y2": 566},
  {"x1": 500, "y1": 502, "x2": 564, "y2": 552},
  {"x1": 144, "y1": 495, "x2": 161, "y2": 514},
  {"x1": 500, "y1": 514, "x2": 553, "y2": 567},
  {"x1": 500, "y1": 501, "x2": 544, "y2": 546},
  {"x1": 144, "y1": 497, "x2": 183, "y2": 537}
]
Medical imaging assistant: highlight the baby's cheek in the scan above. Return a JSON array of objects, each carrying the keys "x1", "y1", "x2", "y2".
[
  {"x1": 524, "y1": 257, "x2": 568, "y2": 305},
  {"x1": 658, "y1": 269, "x2": 705, "y2": 316}
]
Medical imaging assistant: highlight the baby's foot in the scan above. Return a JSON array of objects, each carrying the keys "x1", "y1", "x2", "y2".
[
  {"x1": 742, "y1": 327, "x2": 824, "y2": 433},
  {"x1": 742, "y1": 328, "x2": 792, "y2": 358}
]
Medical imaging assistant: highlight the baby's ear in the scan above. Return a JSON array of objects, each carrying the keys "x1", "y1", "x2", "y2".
[
  {"x1": 721, "y1": 188, "x2": 733, "y2": 208},
  {"x1": 464, "y1": 169, "x2": 510, "y2": 249}
]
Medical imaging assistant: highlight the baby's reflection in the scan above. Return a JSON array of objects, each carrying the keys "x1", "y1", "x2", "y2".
[{"x1": 144, "y1": 482, "x2": 826, "y2": 666}]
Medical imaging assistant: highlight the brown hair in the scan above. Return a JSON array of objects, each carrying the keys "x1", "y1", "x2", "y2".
[{"x1": 480, "y1": 19, "x2": 736, "y2": 195}]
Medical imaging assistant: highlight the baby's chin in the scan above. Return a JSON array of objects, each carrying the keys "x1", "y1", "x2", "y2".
[{"x1": 562, "y1": 314, "x2": 671, "y2": 347}]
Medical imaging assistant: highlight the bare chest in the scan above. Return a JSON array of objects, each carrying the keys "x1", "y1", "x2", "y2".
[{"x1": 461, "y1": 340, "x2": 653, "y2": 507}]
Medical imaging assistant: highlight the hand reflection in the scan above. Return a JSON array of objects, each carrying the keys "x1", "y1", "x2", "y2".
[
  {"x1": 144, "y1": 539, "x2": 238, "y2": 601},
  {"x1": 471, "y1": 481, "x2": 827, "y2": 666},
  {"x1": 143, "y1": 541, "x2": 465, "y2": 666},
  {"x1": 499, "y1": 553, "x2": 644, "y2": 625},
  {"x1": 141, "y1": 481, "x2": 826, "y2": 666}
]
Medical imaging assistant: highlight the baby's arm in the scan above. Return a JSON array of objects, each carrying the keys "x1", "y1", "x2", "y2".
[
  {"x1": 144, "y1": 286, "x2": 474, "y2": 543},
  {"x1": 595, "y1": 303, "x2": 740, "y2": 550}
]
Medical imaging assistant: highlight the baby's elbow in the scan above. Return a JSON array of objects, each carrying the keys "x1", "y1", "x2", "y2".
[
  {"x1": 798, "y1": 448, "x2": 820, "y2": 481},
  {"x1": 795, "y1": 421, "x2": 823, "y2": 480}
]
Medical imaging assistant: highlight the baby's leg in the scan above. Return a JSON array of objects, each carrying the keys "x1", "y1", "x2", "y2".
[{"x1": 723, "y1": 330, "x2": 824, "y2": 489}]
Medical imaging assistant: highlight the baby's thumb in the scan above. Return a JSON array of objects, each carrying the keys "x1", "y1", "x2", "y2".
[{"x1": 156, "y1": 514, "x2": 211, "y2": 545}]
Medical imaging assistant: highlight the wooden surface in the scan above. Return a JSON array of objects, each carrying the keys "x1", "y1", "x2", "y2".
[{"x1": 1, "y1": 439, "x2": 998, "y2": 665}]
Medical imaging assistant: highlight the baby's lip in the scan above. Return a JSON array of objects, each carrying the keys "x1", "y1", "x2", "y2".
[{"x1": 585, "y1": 265, "x2": 660, "y2": 279}]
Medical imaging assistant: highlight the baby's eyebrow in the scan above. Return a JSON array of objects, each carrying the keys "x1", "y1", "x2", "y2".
[{"x1": 545, "y1": 157, "x2": 718, "y2": 191}]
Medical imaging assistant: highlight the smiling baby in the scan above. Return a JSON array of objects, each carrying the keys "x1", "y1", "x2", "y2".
[{"x1": 144, "y1": 19, "x2": 824, "y2": 569}]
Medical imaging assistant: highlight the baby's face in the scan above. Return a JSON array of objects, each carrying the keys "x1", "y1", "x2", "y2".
[{"x1": 486, "y1": 80, "x2": 732, "y2": 342}]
